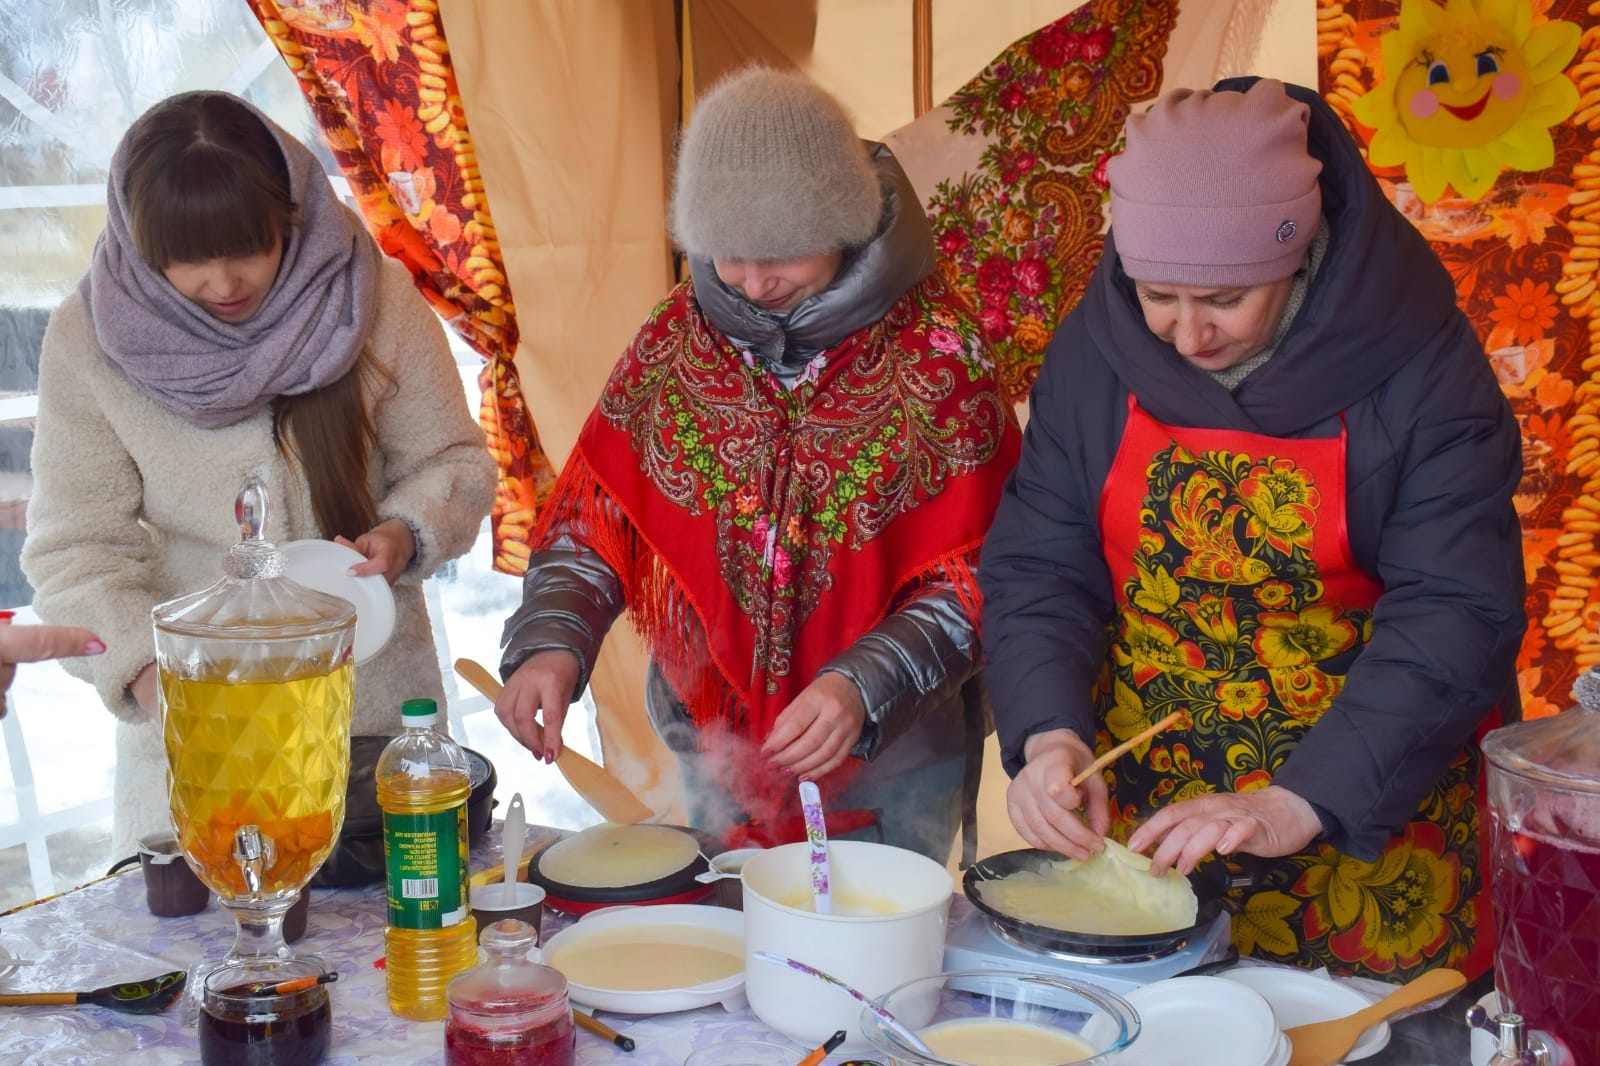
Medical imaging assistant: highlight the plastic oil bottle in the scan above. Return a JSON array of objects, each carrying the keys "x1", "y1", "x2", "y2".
[{"x1": 377, "y1": 697, "x2": 480, "y2": 1020}]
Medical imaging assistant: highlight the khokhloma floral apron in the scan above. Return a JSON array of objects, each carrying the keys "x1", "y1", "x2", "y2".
[{"x1": 1096, "y1": 397, "x2": 1487, "y2": 980}]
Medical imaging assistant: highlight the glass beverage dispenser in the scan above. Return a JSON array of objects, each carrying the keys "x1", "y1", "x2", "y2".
[
  {"x1": 1482, "y1": 671, "x2": 1600, "y2": 1066},
  {"x1": 153, "y1": 475, "x2": 356, "y2": 982}
]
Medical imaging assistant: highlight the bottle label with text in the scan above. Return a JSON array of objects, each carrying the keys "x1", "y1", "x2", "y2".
[{"x1": 383, "y1": 805, "x2": 469, "y2": 928}]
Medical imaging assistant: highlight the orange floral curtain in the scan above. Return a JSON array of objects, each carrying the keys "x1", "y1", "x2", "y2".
[
  {"x1": 248, "y1": 0, "x2": 556, "y2": 574},
  {"x1": 1318, "y1": 0, "x2": 1594, "y2": 719}
]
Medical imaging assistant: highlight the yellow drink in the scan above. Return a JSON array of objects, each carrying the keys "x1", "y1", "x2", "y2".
[
  {"x1": 377, "y1": 767, "x2": 477, "y2": 1021},
  {"x1": 162, "y1": 664, "x2": 354, "y2": 898}
]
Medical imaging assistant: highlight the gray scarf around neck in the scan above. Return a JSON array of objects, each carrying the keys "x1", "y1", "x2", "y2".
[
  {"x1": 687, "y1": 143, "x2": 935, "y2": 381},
  {"x1": 1206, "y1": 218, "x2": 1331, "y2": 391},
  {"x1": 85, "y1": 91, "x2": 377, "y2": 429}
]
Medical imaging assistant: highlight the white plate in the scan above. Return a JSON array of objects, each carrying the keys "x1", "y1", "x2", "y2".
[
  {"x1": 540, "y1": 904, "x2": 746, "y2": 1014},
  {"x1": 279, "y1": 539, "x2": 396, "y2": 664},
  {"x1": 1110, "y1": 976, "x2": 1280, "y2": 1066},
  {"x1": 1221, "y1": 966, "x2": 1391, "y2": 1062}
]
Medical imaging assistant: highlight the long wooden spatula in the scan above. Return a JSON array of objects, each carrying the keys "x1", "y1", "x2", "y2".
[
  {"x1": 454, "y1": 658, "x2": 655, "y2": 825},
  {"x1": 1285, "y1": 967, "x2": 1466, "y2": 1066}
]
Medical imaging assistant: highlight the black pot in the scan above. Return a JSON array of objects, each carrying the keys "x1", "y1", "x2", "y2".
[
  {"x1": 312, "y1": 735, "x2": 497, "y2": 888},
  {"x1": 963, "y1": 847, "x2": 1241, "y2": 959}
]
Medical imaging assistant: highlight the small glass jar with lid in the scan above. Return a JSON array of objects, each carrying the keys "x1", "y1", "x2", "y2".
[{"x1": 445, "y1": 919, "x2": 575, "y2": 1066}]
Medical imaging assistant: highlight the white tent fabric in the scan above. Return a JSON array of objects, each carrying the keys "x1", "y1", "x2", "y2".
[{"x1": 441, "y1": 0, "x2": 1316, "y2": 857}]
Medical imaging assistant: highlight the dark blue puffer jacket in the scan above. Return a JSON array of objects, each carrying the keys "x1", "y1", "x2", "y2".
[{"x1": 979, "y1": 77, "x2": 1525, "y2": 860}]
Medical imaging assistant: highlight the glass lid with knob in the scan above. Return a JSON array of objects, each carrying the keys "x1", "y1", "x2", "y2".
[
  {"x1": 153, "y1": 472, "x2": 356, "y2": 661},
  {"x1": 1482, "y1": 670, "x2": 1600, "y2": 801}
]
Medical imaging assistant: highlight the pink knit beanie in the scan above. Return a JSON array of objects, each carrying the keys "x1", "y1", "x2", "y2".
[{"x1": 1107, "y1": 79, "x2": 1323, "y2": 287}]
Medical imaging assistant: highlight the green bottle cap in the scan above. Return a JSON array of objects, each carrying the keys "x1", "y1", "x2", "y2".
[{"x1": 401, "y1": 698, "x2": 438, "y2": 719}]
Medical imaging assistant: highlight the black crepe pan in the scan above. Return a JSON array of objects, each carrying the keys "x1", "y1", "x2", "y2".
[
  {"x1": 311, "y1": 735, "x2": 497, "y2": 888},
  {"x1": 964, "y1": 847, "x2": 1243, "y2": 959},
  {"x1": 525, "y1": 825, "x2": 723, "y2": 913}
]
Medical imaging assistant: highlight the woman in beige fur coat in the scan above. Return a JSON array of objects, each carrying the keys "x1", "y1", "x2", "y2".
[{"x1": 20, "y1": 91, "x2": 495, "y2": 859}]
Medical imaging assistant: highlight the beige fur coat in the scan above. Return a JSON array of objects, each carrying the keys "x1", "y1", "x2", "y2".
[{"x1": 22, "y1": 258, "x2": 496, "y2": 859}]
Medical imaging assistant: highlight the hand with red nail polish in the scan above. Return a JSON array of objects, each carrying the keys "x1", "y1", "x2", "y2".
[
  {"x1": 492, "y1": 649, "x2": 580, "y2": 762},
  {"x1": 0, "y1": 623, "x2": 105, "y2": 718}
]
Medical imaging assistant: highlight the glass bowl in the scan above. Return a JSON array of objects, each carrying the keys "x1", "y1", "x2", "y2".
[{"x1": 861, "y1": 969, "x2": 1140, "y2": 1066}]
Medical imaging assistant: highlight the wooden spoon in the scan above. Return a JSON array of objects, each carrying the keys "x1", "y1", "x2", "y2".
[
  {"x1": 454, "y1": 658, "x2": 655, "y2": 825},
  {"x1": 0, "y1": 970, "x2": 187, "y2": 1015},
  {"x1": 1284, "y1": 967, "x2": 1466, "y2": 1066}
]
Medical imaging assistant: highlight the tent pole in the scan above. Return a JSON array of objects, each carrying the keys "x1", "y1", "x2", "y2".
[{"x1": 912, "y1": 0, "x2": 932, "y2": 118}]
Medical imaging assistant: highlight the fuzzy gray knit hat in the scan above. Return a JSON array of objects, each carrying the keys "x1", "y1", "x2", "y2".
[{"x1": 670, "y1": 67, "x2": 883, "y2": 261}]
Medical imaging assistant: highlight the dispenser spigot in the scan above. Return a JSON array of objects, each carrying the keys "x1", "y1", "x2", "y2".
[
  {"x1": 1467, "y1": 1005, "x2": 1554, "y2": 1066},
  {"x1": 234, "y1": 825, "x2": 267, "y2": 897}
]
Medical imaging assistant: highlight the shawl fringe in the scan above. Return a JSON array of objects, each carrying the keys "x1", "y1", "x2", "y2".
[
  {"x1": 532, "y1": 446, "x2": 744, "y2": 732},
  {"x1": 533, "y1": 445, "x2": 988, "y2": 739}
]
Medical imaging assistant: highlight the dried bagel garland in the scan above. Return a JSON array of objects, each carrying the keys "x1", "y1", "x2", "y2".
[
  {"x1": 1316, "y1": 0, "x2": 1365, "y2": 127},
  {"x1": 1554, "y1": 6, "x2": 1600, "y2": 670}
]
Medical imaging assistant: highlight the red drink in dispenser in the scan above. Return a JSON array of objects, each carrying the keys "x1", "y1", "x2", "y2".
[
  {"x1": 1489, "y1": 818, "x2": 1600, "y2": 1064},
  {"x1": 1483, "y1": 682, "x2": 1600, "y2": 1066}
]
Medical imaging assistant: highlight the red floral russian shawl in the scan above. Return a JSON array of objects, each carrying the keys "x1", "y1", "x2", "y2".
[{"x1": 532, "y1": 273, "x2": 1020, "y2": 828}]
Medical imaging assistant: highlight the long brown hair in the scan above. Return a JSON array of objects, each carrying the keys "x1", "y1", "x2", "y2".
[{"x1": 121, "y1": 92, "x2": 379, "y2": 540}]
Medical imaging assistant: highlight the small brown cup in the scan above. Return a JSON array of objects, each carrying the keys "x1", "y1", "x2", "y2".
[
  {"x1": 709, "y1": 848, "x2": 763, "y2": 911},
  {"x1": 470, "y1": 882, "x2": 545, "y2": 938},
  {"x1": 137, "y1": 833, "x2": 210, "y2": 917},
  {"x1": 284, "y1": 889, "x2": 310, "y2": 943}
]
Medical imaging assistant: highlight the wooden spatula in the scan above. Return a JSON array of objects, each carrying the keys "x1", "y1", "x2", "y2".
[
  {"x1": 454, "y1": 658, "x2": 655, "y2": 825},
  {"x1": 1285, "y1": 967, "x2": 1466, "y2": 1066}
]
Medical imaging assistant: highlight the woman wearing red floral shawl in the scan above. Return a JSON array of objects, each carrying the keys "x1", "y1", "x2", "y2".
[{"x1": 494, "y1": 67, "x2": 1019, "y2": 860}]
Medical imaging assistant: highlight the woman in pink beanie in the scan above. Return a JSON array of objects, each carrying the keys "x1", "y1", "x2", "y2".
[{"x1": 982, "y1": 78, "x2": 1522, "y2": 981}]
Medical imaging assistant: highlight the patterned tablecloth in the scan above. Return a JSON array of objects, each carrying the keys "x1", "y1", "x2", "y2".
[
  {"x1": 0, "y1": 832, "x2": 843, "y2": 1066},
  {"x1": 0, "y1": 835, "x2": 1470, "y2": 1066}
]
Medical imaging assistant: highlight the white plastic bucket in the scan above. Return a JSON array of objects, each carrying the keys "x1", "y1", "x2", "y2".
[{"x1": 741, "y1": 840, "x2": 953, "y2": 1044}]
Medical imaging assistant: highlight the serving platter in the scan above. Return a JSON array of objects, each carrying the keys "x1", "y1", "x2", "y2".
[{"x1": 540, "y1": 904, "x2": 746, "y2": 1014}]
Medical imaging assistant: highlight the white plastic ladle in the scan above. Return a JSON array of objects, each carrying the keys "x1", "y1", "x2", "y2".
[
  {"x1": 694, "y1": 855, "x2": 740, "y2": 884},
  {"x1": 484, "y1": 792, "x2": 525, "y2": 906},
  {"x1": 799, "y1": 780, "x2": 832, "y2": 915}
]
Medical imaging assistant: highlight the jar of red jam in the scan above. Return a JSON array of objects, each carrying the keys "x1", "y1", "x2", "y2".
[{"x1": 445, "y1": 919, "x2": 575, "y2": 1066}]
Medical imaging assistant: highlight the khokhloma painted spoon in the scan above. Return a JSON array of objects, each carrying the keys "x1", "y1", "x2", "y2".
[
  {"x1": 751, "y1": 952, "x2": 935, "y2": 1055},
  {"x1": 0, "y1": 970, "x2": 187, "y2": 1015}
]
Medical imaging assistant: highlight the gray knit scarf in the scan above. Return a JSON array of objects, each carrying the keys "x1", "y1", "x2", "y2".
[
  {"x1": 1206, "y1": 218, "x2": 1331, "y2": 391},
  {"x1": 84, "y1": 92, "x2": 377, "y2": 429},
  {"x1": 687, "y1": 144, "x2": 934, "y2": 387}
]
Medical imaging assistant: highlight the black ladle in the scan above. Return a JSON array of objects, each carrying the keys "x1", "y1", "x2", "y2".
[{"x1": 0, "y1": 969, "x2": 187, "y2": 1015}]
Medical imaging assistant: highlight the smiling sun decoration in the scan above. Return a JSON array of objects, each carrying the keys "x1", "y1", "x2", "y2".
[{"x1": 1351, "y1": 0, "x2": 1580, "y2": 203}]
